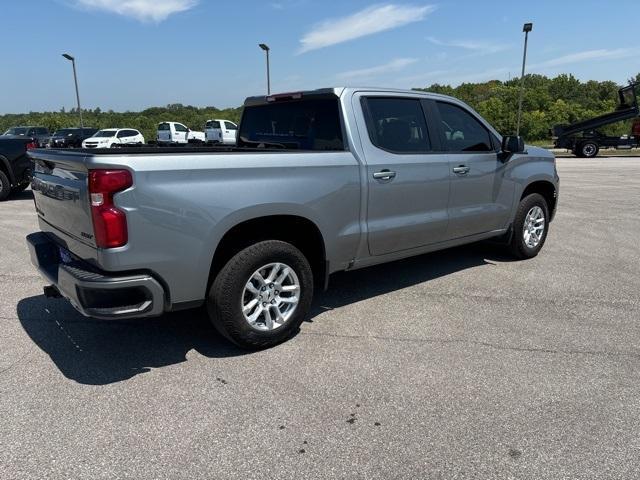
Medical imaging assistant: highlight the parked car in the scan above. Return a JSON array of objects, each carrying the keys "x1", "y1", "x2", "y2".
[
  {"x1": 48, "y1": 128, "x2": 99, "y2": 148},
  {"x1": 2, "y1": 126, "x2": 50, "y2": 147},
  {"x1": 157, "y1": 122, "x2": 205, "y2": 145},
  {"x1": 0, "y1": 136, "x2": 37, "y2": 200},
  {"x1": 205, "y1": 119, "x2": 238, "y2": 145},
  {"x1": 26, "y1": 87, "x2": 559, "y2": 349},
  {"x1": 82, "y1": 129, "x2": 144, "y2": 148}
]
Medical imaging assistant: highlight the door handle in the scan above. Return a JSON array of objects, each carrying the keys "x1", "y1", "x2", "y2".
[
  {"x1": 373, "y1": 170, "x2": 396, "y2": 181},
  {"x1": 453, "y1": 165, "x2": 470, "y2": 175}
]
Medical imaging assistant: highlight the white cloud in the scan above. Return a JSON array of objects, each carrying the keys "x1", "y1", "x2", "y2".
[
  {"x1": 531, "y1": 48, "x2": 640, "y2": 69},
  {"x1": 337, "y1": 58, "x2": 418, "y2": 80},
  {"x1": 299, "y1": 4, "x2": 437, "y2": 53},
  {"x1": 72, "y1": 0, "x2": 198, "y2": 22},
  {"x1": 427, "y1": 37, "x2": 508, "y2": 54}
]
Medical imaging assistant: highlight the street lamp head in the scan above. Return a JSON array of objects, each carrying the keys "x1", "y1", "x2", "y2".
[
  {"x1": 259, "y1": 43, "x2": 270, "y2": 52},
  {"x1": 523, "y1": 23, "x2": 533, "y2": 33},
  {"x1": 62, "y1": 53, "x2": 74, "y2": 61}
]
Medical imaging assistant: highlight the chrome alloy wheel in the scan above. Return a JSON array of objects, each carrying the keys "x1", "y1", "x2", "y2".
[
  {"x1": 522, "y1": 206, "x2": 545, "y2": 248},
  {"x1": 241, "y1": 262, "x2": 300, "y2": 331}
]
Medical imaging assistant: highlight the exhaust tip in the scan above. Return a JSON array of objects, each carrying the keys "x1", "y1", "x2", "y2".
[{"x1": 43, "y1": 285, "x2": 62, "y2": 299}]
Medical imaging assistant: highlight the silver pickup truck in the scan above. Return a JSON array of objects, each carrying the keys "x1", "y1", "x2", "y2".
[{"x1": 26, "y1": 87, "x2": 559, "y2": 349}]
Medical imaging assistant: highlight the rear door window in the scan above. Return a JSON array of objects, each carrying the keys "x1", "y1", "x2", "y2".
[
  {"x1": 158, "y1": 123, "x2": 170, "y2": 131},
  {"x1": 174, "y1": 124, "x2": 188, "y2": 132},
  {"x1": 363, "y1": 97, "x2": 431, "y2": 153},
  {"x1": 224, "y1": 121, "x2": 237, "y2": 130},
  {"x1": 206, "y1": 121, "x2": 221, "y2": 129}
]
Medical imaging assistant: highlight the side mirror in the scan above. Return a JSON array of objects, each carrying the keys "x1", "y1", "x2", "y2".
[{"x1": 501, "y1": 135, "x2": 525, "y2": 154}]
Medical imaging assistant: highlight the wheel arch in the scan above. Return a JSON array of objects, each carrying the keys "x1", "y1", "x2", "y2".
[
  {"x1": 520, "y1": 180, "x2": 557, "y2": 220},
  {"x1": 0, "y1": 155, "x2": 16, "y2": 184},
  {"x1": 207, "y1": 214, "x2": 328, "y2": 292}
]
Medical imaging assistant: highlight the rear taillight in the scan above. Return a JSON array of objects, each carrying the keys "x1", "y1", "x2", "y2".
[
  {"x1": 26, "y1": 141, "x2": 38, "y2": 150},
  {"x1": 88, "y1": 169, "x2": 133, "y2": 248}
]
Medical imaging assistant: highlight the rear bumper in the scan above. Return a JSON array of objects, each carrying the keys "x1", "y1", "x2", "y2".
[{"x1": 26, "y1": 232, "x2": 165, "y2": 320}]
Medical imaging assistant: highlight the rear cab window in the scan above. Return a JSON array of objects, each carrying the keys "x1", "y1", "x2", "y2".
[
  {"x1": 206, "y1": 121, "x2": 221, "y2": 129},
  {"x1": 239, "y1": 96, "x2": 344, "y2": 151},
  {"x1": 158, "y1": 123, "x2": 170, "y2": 131}
]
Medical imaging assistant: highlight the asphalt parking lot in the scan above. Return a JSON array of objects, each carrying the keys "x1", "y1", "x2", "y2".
[{"x1": 1, "y1": 157, "x2": 639, "y2": 479}]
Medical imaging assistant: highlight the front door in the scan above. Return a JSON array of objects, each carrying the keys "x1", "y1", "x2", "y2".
[
  {"x1": 432, "y1": 100, "x2": 514, "y2": 239},
  {"x1": 223, "y1": 121, "x2": 237, "y2": 144},
  {"x1": 355, "y1": 94, "x2": 450, "y2": 256},
  {"x1": 174, "y1": 123, "x2": 188, "y2": 143}
]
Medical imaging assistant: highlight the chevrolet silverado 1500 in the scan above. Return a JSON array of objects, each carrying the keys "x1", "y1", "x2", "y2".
[{"x1": 26, "y1": 87, "x2": 559, "y2": 348}]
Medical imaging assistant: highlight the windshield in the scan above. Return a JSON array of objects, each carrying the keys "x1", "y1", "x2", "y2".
[
  {"x1": 3, "y1": 127, "x2": 29, "y2": 135},
  {"x1": 238, "y1": 97, "x2": 344, "y2": 151},
  {"x1": 93, "y1": 130, "x2": 117, "y2": 138},
  {"x1": 53, "y1": 129, "x2": 77, "y2": 137}
]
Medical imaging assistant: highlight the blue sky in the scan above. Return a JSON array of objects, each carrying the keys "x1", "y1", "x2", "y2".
[{"x1": 2, "y1": 0, "x2": 639, "y2": 113}]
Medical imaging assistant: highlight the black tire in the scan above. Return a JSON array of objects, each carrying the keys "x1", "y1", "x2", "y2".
[
  {"x1": 578, "y1": 141, "x2": 599, "y2": 158},
  {"x1": 207, "y1": 240, "x2": 314, "y2": 349},
  {"x1": 0, "y1": 170, "x2": 11, "y2": 201},
  {"x1": 509, "y1": 193, "x2": 550, "y2": 259}
]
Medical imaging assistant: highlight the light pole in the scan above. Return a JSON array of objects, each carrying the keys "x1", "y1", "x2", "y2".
[
  {"x1": 62, "y1": 53, "x2": 84, "y2": 128},
  {"x1": 516, "y1": 23, "x2": 532, "y2": 137},
  {"x1": 259, "y1": 43, "x2": 271, "y2": 95}
]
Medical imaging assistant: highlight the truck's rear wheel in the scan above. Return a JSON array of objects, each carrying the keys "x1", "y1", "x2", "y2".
[
  {"x1": 509, "y1": 193, "x2": 549, "y2": 259},
  {"x1": 578, "y1": 142, "x2": 599, "y2": 158},
  {"x1": 207, "y1": 240, "x2": 314, "y2": 349}
]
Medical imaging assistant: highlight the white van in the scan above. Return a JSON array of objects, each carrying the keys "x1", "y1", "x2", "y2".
[
  {"x1": 205, "y1": 119, "x2": 237, "y2": 145},
  {"x1": 157, "y1": 122, "x2": 206, "y2": 145}
]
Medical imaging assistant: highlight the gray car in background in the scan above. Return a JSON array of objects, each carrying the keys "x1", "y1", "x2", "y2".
[{"x1": 26, "y1": 87, "x2": 559, "y2": 349}]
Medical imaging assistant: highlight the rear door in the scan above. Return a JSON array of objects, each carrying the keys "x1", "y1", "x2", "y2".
[
  {"x1": 116, "y1": 130, "x2": 129, "y2": 144},
  {"x1": 354, "y1": 93, "x2": 450, "y2": 256},
  {"x1": 124, "y1": 130, "x2": 139, "y2": 143},
  {"x1": 431, "y1": 100, "x2": 514, "y2": 239}
]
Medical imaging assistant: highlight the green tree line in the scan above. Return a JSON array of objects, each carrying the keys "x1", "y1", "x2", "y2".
[
  {"x1": 416, "y1": 73, "x2": 640, "y2": 142},
  {"x1": 1, "y1": 73, "x2": 638, "y2": 143}
]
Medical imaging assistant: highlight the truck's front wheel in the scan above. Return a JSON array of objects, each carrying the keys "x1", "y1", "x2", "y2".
[
  {"x1": 207, "y1": 240, "x2": 314, "y2": 349},
  {"x1": 509, "y1": 193, "x2": 549, "y2": 259}
]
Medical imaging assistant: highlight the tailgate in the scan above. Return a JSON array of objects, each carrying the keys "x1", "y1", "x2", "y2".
[
  {"x1": 207, "y1": 128, "x2": 222, "y2": 141},
  {"x1": 30, "y1": 150, "x2": 96, "y2": 248}
]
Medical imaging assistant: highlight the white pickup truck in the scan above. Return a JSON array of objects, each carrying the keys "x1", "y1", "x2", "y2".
[
  {"x1": 205, "y1": 119, "x2": 238, "y2": 145},
  {"x1": 157, "y1": 122, "x2": 206, "y2": 145}
]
